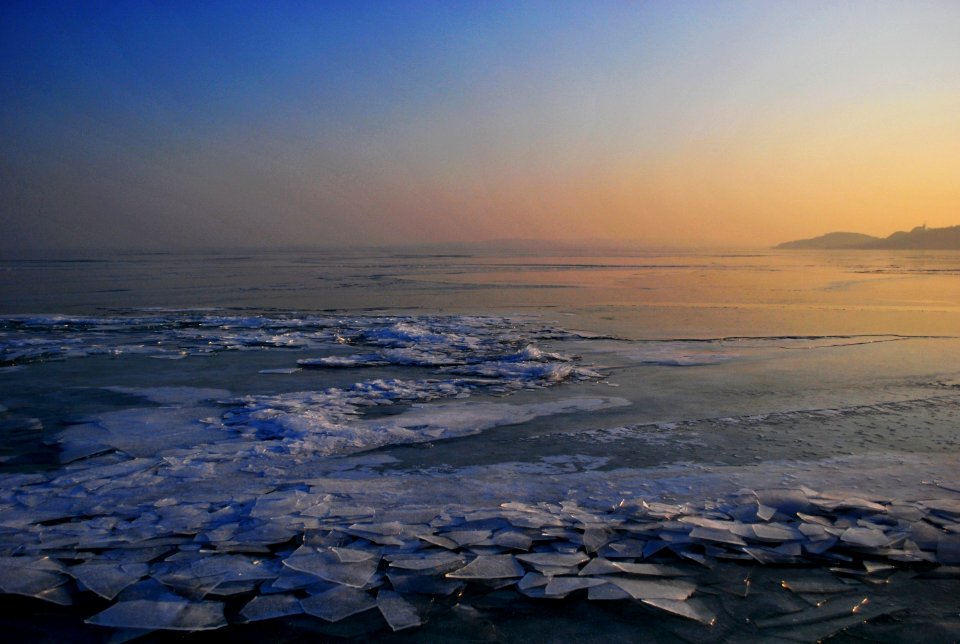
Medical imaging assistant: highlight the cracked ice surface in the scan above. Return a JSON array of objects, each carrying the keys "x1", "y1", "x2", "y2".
[
  {"x1": 3, "y1": 444, "x2": 960, "y2": 634},
  {"x1": 2, "y1": 313, "x2": 960, "y2": 637}
]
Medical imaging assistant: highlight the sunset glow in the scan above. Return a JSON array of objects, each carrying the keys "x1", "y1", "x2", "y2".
[{"x1": 2, "y1": 2, "x2": 958, "y2": 250}]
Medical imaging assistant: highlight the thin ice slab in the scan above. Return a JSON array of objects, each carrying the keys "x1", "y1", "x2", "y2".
[
  {"x1": 442, "y1": 530, "x2": 493, "y2": 546},
  {"x1": 387, "y1": 571, "x2": 464, "y2": 596},
  {"x1": 85, "y1": 599, "x2": 226, "y2": 631},
  {"x1": 492, "y1": 530, "x2": 534, "y2": 551},
  {"x1": 840, "y1": 527, "x2": 893, "y2": 549},
  {"x1": 611, "y1": 577, "x2": 697, "y2": 601},
  {"x1": 447, "y1": 555, "x2": 524, "y2": 580},
  {"x1": 612, "y1": 562, "x2": 690, "y2": 577},
  {"x1": 588, "y1": 583, "x2": 633, "y2": 600},
  {"x1": 515, "y1": 552, "x2": 590, "y2": 569},
  {"x1": 517, "y1": 572, "x2": 549, "y2": 591},
  {"x1": 300, "y1": 585, "x2": 376, "y2": 622},
  {"x1": 70, "y1": 562, "x2": 148, "y2": 600},
  {"x1": 544, "y1": 576, "x2": 606, "y2": 597},
  {"x1": 283, "y1": 547, "x2": 380, "y2": 588},
  {"x1": 388, "y1": 552, "x2": 465, "y2": 574},
  {"x1": 579, "y1": 558, "x2": 622, "y2": 576},
  {"x1": 239, "y1": 594, "x2": 304, "y2": 622},
  {"x1": 377, "y1": 590, "x2": 422, "y2": 631},
  {"x1": 0, "y1": 561, "x2": 69, "y2": 601},
  {"x1": 643, "y1": 597, "x2": 717, "y2": 625}
]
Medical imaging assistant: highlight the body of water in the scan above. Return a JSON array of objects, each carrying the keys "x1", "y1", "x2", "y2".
[{"x1": 1, "y1": 247, "x2": 959, "y2": 641}]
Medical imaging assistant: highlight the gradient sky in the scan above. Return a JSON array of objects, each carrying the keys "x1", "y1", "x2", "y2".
[{"x1": 2, "y1": 1, "x2": 959, "y2": 250}]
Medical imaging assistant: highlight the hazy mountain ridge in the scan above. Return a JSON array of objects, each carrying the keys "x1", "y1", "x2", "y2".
[{"x1": 776, "y1": 225, "x2": 960, "y2": 250}]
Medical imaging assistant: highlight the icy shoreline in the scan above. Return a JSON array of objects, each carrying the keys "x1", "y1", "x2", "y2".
[
  {"x1": 2, "y1": 453, "x2": 959, "y2": 639},
  {"x1": 1, "y1": 312, "x2": 959, "y2": 639}
]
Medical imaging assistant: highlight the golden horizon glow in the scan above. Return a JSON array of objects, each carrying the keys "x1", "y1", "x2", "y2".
[{"x1": 2, "y1": 2, "x2": 959, "y2": 250}]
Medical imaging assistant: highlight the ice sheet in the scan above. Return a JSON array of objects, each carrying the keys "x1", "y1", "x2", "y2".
[
  {"x1": 85, "y1": 599, "x2": 226, "y2": 631},
  {"x1": 3, "y1": 312, "x2": 960, "y2": 636},
  {"x1": 239, "y1": 594, "x2": 304, "y2": 622},
  {"x1": 300, "y1": 585, "x2": 376, "y2": 622},
  {"x1": 376, "y1": 590, "x2": 422, "y2": 631}
]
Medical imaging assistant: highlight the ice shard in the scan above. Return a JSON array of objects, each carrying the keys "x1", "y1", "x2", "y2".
[
  {"x1": 543, "y1": 576, "x2": 606, "y2": 596},
  {"x1": 239, "y1": 594, "x2": 304, "y2": 622},
  {"x1": 0, "y1": 559, "x2": 69, "y2": 601},
  {"x1": 70, "y1": 562, "x2": 148, "y2": 600},
  {"x1": 376, "y1": 590, "x2": 421, "y2": 631},
  {"x1": 446, "y1": 555, "x2": 525, "y2": 579},
  {"x1": 840, "y1": 527, "x2": 893, "y2": 549},
  {"x1": 283, "y1": 547, "x2": 381, "y2": 588},
  {"x1": 515, "y1": 552, "x2": 590, "y2": 568},
  {"x1": 610, "y1": 578, "x2": 697, "y2": 601},
  {"x1": 300, "y1": 585, "x2": 376, "y2": 622},
  {"x1": 588, "y1": 583, "x2": 633, "y2": 600},
  {"x1": 85, "y1": 599, "x2": 227, "y2": 631},
  {"x1": 642, "y1": 597, "x2": 717, "y2": 625}
]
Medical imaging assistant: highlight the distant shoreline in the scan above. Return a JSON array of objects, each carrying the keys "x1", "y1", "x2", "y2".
[{"x1": 776, "y1": 225, "x2": 960, "y2": 250}]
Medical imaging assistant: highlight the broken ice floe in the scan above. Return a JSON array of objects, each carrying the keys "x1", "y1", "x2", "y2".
[
  {"x1": 0, "y1": 314, "x2": 597, "y2": 388},
  {"x1": 238, "y1": 593, "x2": 304, "y2": 622},
  {"x1": 3, "y1": 314, "x2": 960, "y2": 636},
  {"x1": 283, "y1": 546, "x2": 381, "y2": 588},
  {"x1": 54, "y1": 380, "x2": 626, "y2": 467},
  {"x1": 209, "y1": 386, "x2": 627, "y2": 458},
  {"x1": 446, "y1": 555, "x2": 525, "y2": 579},
  {"x1": 70, "y1": 562, "x2": 148, "y2": 600},
  {"x1": 86, "y1": 598, "x2": 226, "y2": 631},
  {"x1": 0, "y1": 479, "x2": 958, "y2": 634},
  {"x1": 300, "y1": 585, "x2": 377, "y2": 622},
  {"x1": 27, "y1": 314, "x2": 619, "y2": 464},
  {"x1": 376, "y1": 590, "x2": 422, "y2": 631}
]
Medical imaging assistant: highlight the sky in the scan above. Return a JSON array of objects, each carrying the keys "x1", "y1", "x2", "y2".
[{"x1": 2, "y1": 1, "x2": 959, "y2": 251}]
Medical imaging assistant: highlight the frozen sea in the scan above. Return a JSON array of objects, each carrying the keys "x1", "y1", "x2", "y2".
[{"x1": 1, "y1": 247, "x2": 960, "y2": 642}]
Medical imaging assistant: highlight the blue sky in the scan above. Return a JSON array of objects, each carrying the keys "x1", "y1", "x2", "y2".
[{"x1": 3, "y1": 1, "x2": 959, "y2": 250}]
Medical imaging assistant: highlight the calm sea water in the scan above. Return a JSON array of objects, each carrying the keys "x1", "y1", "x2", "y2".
[{"x1": 1, "y1": 247, "x2": 959, "y2": 641}]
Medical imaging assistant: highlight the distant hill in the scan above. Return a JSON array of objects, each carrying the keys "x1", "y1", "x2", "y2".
[
  {"x1": 775, "y1": 232, "x2": 880, "y2": 249},
  {"x1": 776, "y1": 225, "x2": 960, "y2": 250}
]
